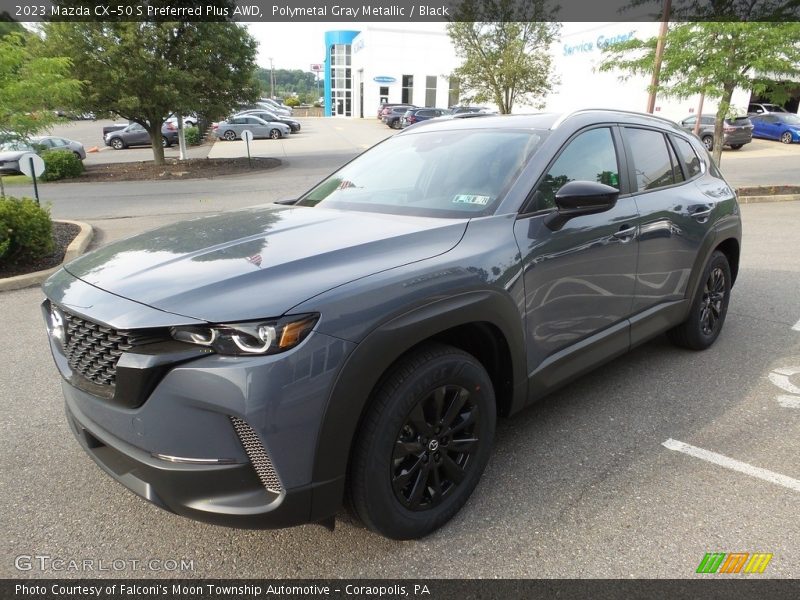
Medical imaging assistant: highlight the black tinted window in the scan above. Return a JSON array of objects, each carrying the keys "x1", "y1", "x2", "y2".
[
  {"x1": 625, "y1": 128, "x2": 676, "y2": 192},
  {"x1": 532, "y1": 127, "x2": 620, "y2": 212},
  {"x1": 670, "y1": 136, "x2": 702, "y2": 179}
]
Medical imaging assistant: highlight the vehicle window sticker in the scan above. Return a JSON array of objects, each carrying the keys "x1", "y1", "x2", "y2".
[{"x1": 452, "y1": 194, "x2": 491, "y2": 205}]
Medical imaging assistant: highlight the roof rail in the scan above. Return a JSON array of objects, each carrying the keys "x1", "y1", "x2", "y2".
[{"x1": 550, "y1": 108, "x2": 678, "y2": 130}]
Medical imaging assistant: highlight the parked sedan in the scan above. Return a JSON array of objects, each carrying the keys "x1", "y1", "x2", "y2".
[
  {"x1": 0, "y1": 141, "x2": 35, "y2": 174},
  {"x1": 750, "y1": 113, "x2": 800, "y2": 144},
  {"x1": 31, "y1": 135, "x2": 86, "y2": 160},
  {"x1": 747, "y1": 103, "x2": 789, "y2": 116},
  {"x1": 104, "y1": 122, "x2": 178, "y2": 150},
  {"x1": 215, "y1": 115, "x2": 290, "y2": 140},
  {"x1": 678, "y1": 114, "x2": 753, "y2": 150},
  {"x1": 236, "y1": 110, "x2": 301, "y2": 133}
]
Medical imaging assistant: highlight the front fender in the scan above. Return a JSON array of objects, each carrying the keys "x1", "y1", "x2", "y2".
[{"x1": 308, "y1": 289, "x2": 526, "y2": 519}]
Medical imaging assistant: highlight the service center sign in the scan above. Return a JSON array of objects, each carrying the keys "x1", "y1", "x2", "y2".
[{"x1": 373, "y1": 76, "x2": 397, "y2": 84}]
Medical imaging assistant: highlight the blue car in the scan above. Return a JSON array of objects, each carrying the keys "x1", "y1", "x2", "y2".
[{"x1": 750, "y1": 113, "x2": 800, "y2": 144}]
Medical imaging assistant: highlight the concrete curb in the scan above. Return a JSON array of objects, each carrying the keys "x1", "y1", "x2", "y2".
[
  {"x1": 736, "y1": 194, "x2": 800, "y2": 204},
  {"x1": 0, "y1": 220, "x2": 93, "y2": 292}
]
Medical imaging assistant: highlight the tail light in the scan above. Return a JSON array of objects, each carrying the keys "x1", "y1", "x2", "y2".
[
  {"x1": 212, "y1": 123, "x2": 218, "y2": 130},
  {"x1": 407, "y1": 115, "x2": 417, "y2": 123},
  {"x1": 723, "y1": 125, "x2": 735, "y2": 132},
  {"x1": 165, "y1": 122, "x2": 176, "y2": 131}
]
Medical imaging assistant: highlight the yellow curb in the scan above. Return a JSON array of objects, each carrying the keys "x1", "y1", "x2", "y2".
[{"x1": 0, "y1": 220, "x2": 93, "y2": 292}]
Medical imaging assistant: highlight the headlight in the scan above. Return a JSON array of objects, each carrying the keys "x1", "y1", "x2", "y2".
[{"x1": 170, "y1": 314, "x2": 318, "y2": 356}]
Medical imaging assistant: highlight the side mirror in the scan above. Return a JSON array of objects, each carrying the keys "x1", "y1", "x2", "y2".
[{"x1": 544, "y1": 180, "x2": 620, "y2": 231}]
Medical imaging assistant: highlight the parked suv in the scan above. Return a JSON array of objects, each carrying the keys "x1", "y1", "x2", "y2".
[
  {"x1": 678, "y1": 114, "x2": 753, "y2": 150},
  {"x1": 400, "y1": 108, "x2": 450, "y2": 128},
  {"x1": 43, "y1": 110, "x2": 741, "y2": 540},
  {"x1": 382, "y1": 105, "x2": 415, "y2": 128}
]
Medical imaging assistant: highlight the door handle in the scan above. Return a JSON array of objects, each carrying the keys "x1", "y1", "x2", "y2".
[
  {"x1": 689, "y1": 207, "x2": 713, "y2": 221},
  {"x1": 612, "y1": 225, "x2": 637, "y2": 242}
]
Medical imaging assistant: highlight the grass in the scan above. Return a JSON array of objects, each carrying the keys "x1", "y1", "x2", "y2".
[{"x1": 0, "y1": 174, "x2": 33, "y2": 185}]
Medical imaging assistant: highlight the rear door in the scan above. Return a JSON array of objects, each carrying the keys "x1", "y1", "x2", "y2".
[
  {"x1": 621, "y1": 127, "x2": 710, "y2": 317},
  {"x1": 513, "y1": 125, "x2": 639, "y2": 395}
]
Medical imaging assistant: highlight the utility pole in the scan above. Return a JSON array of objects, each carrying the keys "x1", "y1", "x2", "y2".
[
  {"x1": 269, "y1": 57, "x2": 275, "y2": 99},
  {"x1": 646, "y1": 0, "x2": 672, "y2": 114}
]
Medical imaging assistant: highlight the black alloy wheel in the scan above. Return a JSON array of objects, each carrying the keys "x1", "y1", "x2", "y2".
[
  {"x1": 392, "y1": 384, "x2": 480, "y2": 511},
  {"x1": 699, "y1": 266, "x2": 726, "y2": 336},
  {"x1": 667, "y1": 250, "x2": 731, "y2": 350},
  {"x1": 349, "y1": 343, "x2": 495, "y2": 539}
]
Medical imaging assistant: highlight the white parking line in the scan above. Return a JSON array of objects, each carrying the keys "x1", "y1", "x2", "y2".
[
  {"x1": 792, "y1": 318, "x2": 800, "y2": 332},
  {"x1": 777, "y1": 395, "x2": 800, "y2": 409},
  {"x1": 662, "y1": 438, "x2": 800, "y2": 493}
]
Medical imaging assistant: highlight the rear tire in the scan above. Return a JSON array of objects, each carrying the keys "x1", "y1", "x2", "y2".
[
  {"x1": 223, "y1": 130, "x2": 236, "y2": 141},
  {"x1": 702, "y1": 135, "x2": 714, "y2": 151},
  {"x1": 349, "y1": 343, "x2": 496, "y2": 540},
  {"x1": 667, "y1": 250, "x2": 731, "y2": 350},
  {"x1": 161, "y1": 136, "x2": 170, "y2": 148},
  {"x1": 730, "y1": 144, "x2": 743, "y2": 150}
]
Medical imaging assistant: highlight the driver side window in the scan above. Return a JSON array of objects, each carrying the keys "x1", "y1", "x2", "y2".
[{"x1": 531, "y1": 127, "x2": 620, "y2": 212}]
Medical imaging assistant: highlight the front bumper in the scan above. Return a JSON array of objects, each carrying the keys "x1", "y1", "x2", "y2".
[
  {"x1": 63, "y1": 389, "x2": 341, "y2": 529},
  {"x1": 43, "y1": 270, "x2": 355, "y2": 529}
]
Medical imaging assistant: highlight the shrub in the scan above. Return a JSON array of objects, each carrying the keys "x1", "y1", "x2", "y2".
[
  {"x1": 0, "y1": 196, "x2": 54, "y2": 267},
  {"x1": 185, "y1": 126, "x2": 201, "y2": 146},
  {"x1": 41, "y1": 150, "x2": 84, "y2": 181},
  {"x1": 284, "y1": 97, "x2": 301, "y2": 107}
]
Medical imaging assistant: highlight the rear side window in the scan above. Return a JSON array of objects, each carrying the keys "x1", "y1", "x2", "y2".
[
  {"x1": 670, "y1": 135, "x2": 702, "y2": 179},
  {"x1": 532, "y1": 127, "x2": 620, "y2": 212},
  {"x1": 624, "y1": 128, "x2": 677, "y2": 192}
]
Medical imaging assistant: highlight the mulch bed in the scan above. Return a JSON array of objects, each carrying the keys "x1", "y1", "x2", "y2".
[
  {"x1": 61, "y1": 156, "x2": 281, "y2": 183},
  {"x1": 0, "y1": 221, "x2": 80, "y2": 279},
  {"x1": 737, "y1": 185, "x2": 800, "y2": 197}
]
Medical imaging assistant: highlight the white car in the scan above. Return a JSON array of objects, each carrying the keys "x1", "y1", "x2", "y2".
[
  {"x1": 214, "y1": 115, "x2": 290, "y2": 140},
  {"x1": 166, "y1": 113, "x2": 198, "y2": 128}
]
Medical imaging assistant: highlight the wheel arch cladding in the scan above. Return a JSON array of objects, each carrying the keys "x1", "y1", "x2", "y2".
[
  {"x1": 715, "y1": 237, "x2": 740, "y2": 286},
  {"x1": 310, "y1": 290, "x2": 526, "y2": 487}
]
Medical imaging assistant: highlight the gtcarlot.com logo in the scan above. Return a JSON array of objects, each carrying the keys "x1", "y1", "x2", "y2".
[
  {"x1": 14, "y1": 554, "x2": 195, "y2": 572},
  {"x1": 696, "y1": 552, "x2": 773, "y2": 574}
]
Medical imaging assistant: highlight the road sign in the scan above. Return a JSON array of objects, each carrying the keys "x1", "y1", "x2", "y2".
[
  {"x1": 310, "y1": 64, "x2": 323, "y2": 72},
  {"x1": 18, "y1": 152, "x2": 45, "y2": 178},
  {"x1": 241, "y1": 129, "x2": 254, "y2": 143}
]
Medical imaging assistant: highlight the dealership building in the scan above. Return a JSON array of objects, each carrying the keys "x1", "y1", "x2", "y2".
[{"x1": 322, "y1": 23, "x2": 800, "y2": 121}]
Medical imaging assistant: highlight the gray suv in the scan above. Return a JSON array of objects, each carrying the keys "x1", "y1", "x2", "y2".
[{"x1": 42, "y1": 110, "x2": 741, "y2": 540}]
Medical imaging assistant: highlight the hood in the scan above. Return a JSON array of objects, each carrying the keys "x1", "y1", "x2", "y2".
[{"x1": 63, "y1": 206, "x2": 467, "y2": 322}]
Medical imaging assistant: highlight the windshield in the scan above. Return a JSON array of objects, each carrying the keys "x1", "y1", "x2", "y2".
[
  {"x1": 297, "y1": 129, "x2": 546, "y2": 218},
  {"x1": 0, "y1": 141, "x2": 32, "y2": 152}
]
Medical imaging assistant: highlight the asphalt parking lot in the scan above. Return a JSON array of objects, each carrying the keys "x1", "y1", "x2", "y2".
[{"x1": 0, "y1": 118, "x2": 798, "y2": 579}]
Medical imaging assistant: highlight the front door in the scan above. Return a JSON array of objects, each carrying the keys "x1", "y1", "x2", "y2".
[{"x1": 513, "y1": 126, "x2": 639, "y2": 397}]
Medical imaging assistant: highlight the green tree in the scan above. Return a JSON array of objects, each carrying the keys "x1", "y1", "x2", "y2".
[
  {"x1": 446, "y1": 0, "x2": 560, "y2": 113},
  {"x1": 600, "y1": 21, "x2": 800, "y2": 165},
  {"x1": 43, "y1": 18, "x2": 260, "y2": 165},
  {"x1": 0, "y1": 33, "x2": 81, "y2": 140}
]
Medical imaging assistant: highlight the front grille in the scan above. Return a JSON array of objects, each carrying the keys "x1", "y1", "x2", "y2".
[
  {"x1": 61, "y1": 310, "x2": 152, "y2": 387},
  {"x1": 230, "y1": 417, "x2": 284, "y2": 494}
]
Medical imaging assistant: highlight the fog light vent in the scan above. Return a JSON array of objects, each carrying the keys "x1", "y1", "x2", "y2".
[{"x1": 229, "y1": 417, "x2": 284, "y2": 494}]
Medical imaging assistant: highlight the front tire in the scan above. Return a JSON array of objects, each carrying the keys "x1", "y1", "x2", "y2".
[
  {"x1": 270, "y1": 128, "x2": 281, "y2": 140},
  {"x1": 702, "y1": 135, "x2": 714, "y2": 151},
  {"x1": 349, "y1": 343, "x2": 496, "y2": 540},
  {"x1": 781, "y1": 131, "x2": 793, "y2": 144},
  {"x1": 667, "y1": 250, "x2": 731, "y2": 350},
  {"x1": 110, "y1": 137, "x2": 125, "y2": 150},
  {"x1": 730, "y1": 144, "x2": 743, "y2": 150}
]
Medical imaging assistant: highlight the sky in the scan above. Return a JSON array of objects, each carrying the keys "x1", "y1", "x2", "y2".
[{"x1": 246, "y1": 22, "x2": 447, "y2": 71}]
